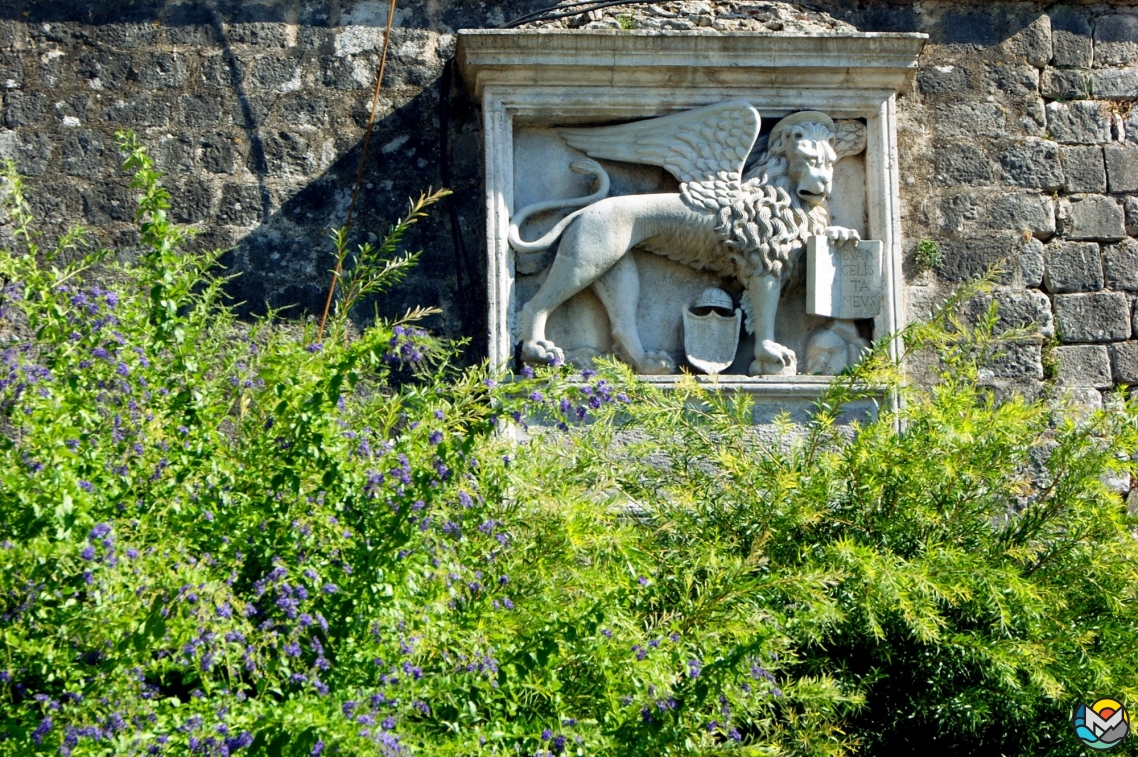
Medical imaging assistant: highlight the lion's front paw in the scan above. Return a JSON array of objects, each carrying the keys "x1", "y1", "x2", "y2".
[
  {"x1": 826, "y1": 226, "x2": 861, "y2": 247},
  {"x1": 522, "y1": 339, "x2": 565, "y2": 366},
  {"x1": 637, "y1": 350, "x2": 676, "y2": 375},
  {"x1": 750, "y1": 340, "x2": 797, "y2": 376}
]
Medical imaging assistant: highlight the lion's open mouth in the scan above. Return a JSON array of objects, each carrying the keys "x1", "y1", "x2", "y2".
[{"x1": 797, "y1": 189, "x2": 825, "y2": 202}]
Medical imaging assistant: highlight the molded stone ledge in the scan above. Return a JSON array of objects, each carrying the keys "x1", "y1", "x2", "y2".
[{"x1": 457, "y1": 29, "x2": 928, "y2": 105}]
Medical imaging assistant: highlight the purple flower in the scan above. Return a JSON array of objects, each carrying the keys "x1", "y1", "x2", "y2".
[
  {"x1": 541, "y1": 729, "x2": 552, "y2": 741},
  {"x1": 637, "y1": 576, "x2": 648, "y2": 586},
  {"x1": 80, "y1": 545, "x2": 96, "y2": 561},
  {"x1": 78, "y1": 480, "x2": 94, "y2": 492},
  {"x1": 688, "y1": 659, "x2": 702, "y2": 679},
  {"x1": 428, "y1": 431, "x2": 442, "y2": 445},
  {"x1": 311, "y1": 741, "x2": 325, "y2": 755},
  {"x1": 307, "y1": 343, "x2": 323, "y2": 353},
  {"x1": 216, "y1": 602, "x2": 232, "y2": 619},
  {"x1": 89, "y1": 523, "x2": 111, "y2": 540},
  {"x1": 284, "y1": 643, "x2": 302, "y2": 657},
  {"x1": 32, "y1": 716, "x2": 51, "y2": 744},
  {"x1": 322, "y1": 583, "x2": 338, "y2": 594}
]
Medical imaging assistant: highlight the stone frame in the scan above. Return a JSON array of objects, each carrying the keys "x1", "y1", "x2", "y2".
[{"x1": 457, "y1": 29, "x2": 926, "y2": 398}]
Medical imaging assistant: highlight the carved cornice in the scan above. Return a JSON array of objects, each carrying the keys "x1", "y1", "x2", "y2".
[{"x1": 457, "y1": 30, "x2": 928, "y2": 104}]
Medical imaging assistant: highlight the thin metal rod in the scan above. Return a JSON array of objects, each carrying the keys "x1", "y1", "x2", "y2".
[{"x1": 317, "y1": 0, "x2": 399, "y2": 339}]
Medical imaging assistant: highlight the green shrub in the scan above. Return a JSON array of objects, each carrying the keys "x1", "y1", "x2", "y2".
[{"x1": 0, "y1": 135, "x2": 1135, "y2": 757}]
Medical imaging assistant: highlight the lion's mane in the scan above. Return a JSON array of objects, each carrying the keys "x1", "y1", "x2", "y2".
[{"x1": 700, "y1": 120, "x2": 834, "y2": 281}]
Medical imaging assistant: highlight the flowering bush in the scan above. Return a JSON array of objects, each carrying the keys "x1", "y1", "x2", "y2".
[{"x1": 1, "y1": 134, "x2": 1136, "y2": 757}]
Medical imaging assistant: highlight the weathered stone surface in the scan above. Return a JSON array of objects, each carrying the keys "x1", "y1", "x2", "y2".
[
  {"x1": 1059, "y1": 145, "x2": 1105, "y2": 193},
  {"x1": 987, "y1": 193, "x2": 1055, "y2": 236},
  {"x1": 1054, "y1": 291, "x2": 1131, "y2": 342},
  {"x1": 987, "y1": 64, "x2": 1039, "y2": 97},
  {"x1": 1125, "y1": 196, "x2": 1138, "y2": 236},
  {"x1": 1057, "y1": 195, "x2": 1126, "y2": 241},
  {"x1": 917, "y1": 64, "x2": 970, "y2": 96},
  {"x1": 135, "y1": 52, "x2": 190, "y2": 89},
  {"x1": 101, "y1": 94, "x2": 173, "y2": 129},
  {"x1": 1054, "y1": 344, "x2": 1112, "y2": 387},
  {"x1": 1045, "y1": 240, "x2": 1102, "y2": 292},
  {"x1": 1050, "y1": 7, "x2": 1094, "y2": 67},
  {"x1": 1045, "y1": 100, "x2": 1112, "y2": 143},
  {"x1": 936, "y1": 231, "x2": 1035, "y2": 285},
  {"x1": 984, "y1": 341, "x2": 1044, "y2": 380},
  {"x1": 1090, "y1": 68, "x2": 1138, "y2": 99},
  {"x1": 1021, "y1": 237, "x2": 1045, "y2": 287},
  {"x1": 999, "y1": 138, "x2": 1064, "y2": 189},
  {"x1": 935, "y1": 101, "x2": 1007, "y2": 140},
  {"x1": 1102, "y1": 239, "x2": 1138, "y2": 291},
  {"x1": 962, "y1": 288, "x2": 1054, "y2": 338},
  {"x1": 934, "y1": 142, "x2": 992, "y2": 185},
  {"x1": 60, "y1": 129, "x2": 110, "y2": 178},
  {"x1": 3, "y1": 92, "x2": 46, "y2": 129},
  {"x1": 218, "y1": 185, "x2": 266, "y2": 227},
  {"x1": 0, "y1": 130, "x2": 52, "y2": 177},
  {"x1": 1104, "y1": 144, "x2": 1138, "y2": 192},
  {"x1": 1094, "y1": 14, "x2": 1138, "y2": 67},
  {"x1": 1111, "y1": 340, "x2": 1138, "y2": 384},
  {"x1": 1041, "y1": 67, "x2": 1089, "y2": 99}
]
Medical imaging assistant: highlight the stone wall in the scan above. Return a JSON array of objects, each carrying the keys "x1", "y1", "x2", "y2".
[{"x1": 0, "y1": 1, "x2": 1135, "y2": 398}]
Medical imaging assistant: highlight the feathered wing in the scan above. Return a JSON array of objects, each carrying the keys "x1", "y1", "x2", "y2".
[{"x1": 557, "y1": 100, "x2": 761, "y2": 211}]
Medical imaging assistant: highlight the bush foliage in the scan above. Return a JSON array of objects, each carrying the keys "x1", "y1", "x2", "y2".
[{"x1": 1, "y1": 136, "x2": 1136, "y2": 757}]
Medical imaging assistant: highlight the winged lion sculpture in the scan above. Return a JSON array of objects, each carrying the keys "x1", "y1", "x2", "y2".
[{"x1": 509, "y1": 100, "x2": 864, "y2": 375}]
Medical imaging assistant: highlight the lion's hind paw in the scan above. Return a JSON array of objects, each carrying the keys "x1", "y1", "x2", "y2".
[{"x1": 521, "y1": 339, "x2": 565, "y2": 366}]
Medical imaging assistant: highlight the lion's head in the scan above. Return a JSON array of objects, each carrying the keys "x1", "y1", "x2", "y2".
[{"x1": 743, "y1": 112, "x2": 837, "y2": 209}]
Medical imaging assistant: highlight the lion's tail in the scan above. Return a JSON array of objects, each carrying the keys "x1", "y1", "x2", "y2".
[{"x1": 508, "y1": 159, "x2": 610, "y2": 253}]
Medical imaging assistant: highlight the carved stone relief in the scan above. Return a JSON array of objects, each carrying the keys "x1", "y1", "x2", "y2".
[
  {"x1": 509, "y1": 101, "x2": 872, "y2": 376},
  {"x1": 457, "y1": 27, "x2": 926, "y2": 396}
]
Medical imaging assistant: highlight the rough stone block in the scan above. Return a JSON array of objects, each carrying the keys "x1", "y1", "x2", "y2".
[
  {"x1": 1125, "y1": 196, "x2": 1138, "y2": 236},
  {"x1": 179, "y1": 94, "x2": 228, "y2": 128},
  {"x1": 76, "y1": 51, "x2": 132, "y2": 85},
  {"x1": 218, "y1": 185, "x2": 265, "y2": 227},
  {"x1": 1021, "y1": 237, "x2": 1045, "y2": 287},
  {"x1": 936, "y1": 231, "x2": 1034, "y2": 285},
  {"x1": 988, "y1": 64, "x2": 1040, "y2": 97},
  {"x1": 246, "y1": 55, "x2": 302, "y2": 90},
  {"x1": 134, "y1": 52, "x2": 189, "y2": 89},
  {"x1": 226, "y1": 22, "x2": 290, "y2": 47},
  {"x1": 3, "y1": 92, "x2": 46, "y2": 128},
  {"x1": 1059, "y1": 145, "x2": 1105, "y2": 193},
  {"x1": 934, "y1": 143, "x2": 993, "y2": 185},
  {"x1": 1000, "y1": 139, "x2": 1064, "y2": 189},
  {"x1": 1004, "y1": 14, "x2": 1053, "y2": 68},
  {"x1": 60, "y1": 129, "x2": 110, "y2": 178},
  {"x1": 984, "y1": 341, "x2": 1044, "y2": 380},
  {"x1": 1104, "y1": 144, "x2": 1138, "y2": 192},
  {"x1": 963, "y1": 288, "x2": 1054, "y2": 338},
  {"x1": 1045, "y1": 240, "x2": 1103, "y2": 292},
  {"x1": 1058, "y1": 195, "x2": 1126, "y2": 241},
  {"x1": 1094, "y1": 14, "x2": 1138, "y2": 66},
  {"x1": 152, "y1": 134, "x2": 195, "y2": 174},
  {"x1": 935, "y1": 101, "x2": 1007, "y2": 140},
  {"x1": 1054, "y1": 291, "x2": 1131, "y2": 342},
  {"x1": 1090, "y1": 68, "x2": 1138, "y2": 99},
  {"x1": 917, "y1": 65, "x2": 971, "y2": 96},
  {"x1": 1054, "y1": 344, "x2": 1112, "y2": 387},
  {"x1": 987, "y1": 193, "x2": 1055, "y2": 236},
  {"x1": 1103, "y1": 239, "x2": 1138, "y2": 290},
  {"x1": 1050, "y1": 7, "x2": 1093, "y2": 67},
  {"x1": 0, "y1": 52, "x2": 24, "y2": 85},
  {"x1": 200, "y1": 132, "x2": 239, "y2": 175},
  {"x1": 1110, "y1": 340, "x2": 1138, "y2": 383},
  {"x1": 101, "y1": 94, "x2": 173, "y2": 129},
  {"x1": 0, "y1": 130, "x2": 52, "y2": 176},
  {"x1": 168, "y1": 178, "x2": 216, "y2": 224},
  {"x1": 1041, "y1": 67, "x2": 1089, "y2": 99},
  {"x1": 81, "y1": 183, "x2": 135, "y2": 225},
  {"x1": 1045, "y1": 100, "x2": 1112, "y2": 143}
]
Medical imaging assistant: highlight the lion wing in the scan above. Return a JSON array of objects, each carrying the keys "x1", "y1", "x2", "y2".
[{"x1": 557, "y1": 100, "x2": 760, "y2": 212}]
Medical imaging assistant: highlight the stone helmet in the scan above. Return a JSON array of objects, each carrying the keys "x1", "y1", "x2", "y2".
[{"x1": 690, "y1": 287, "x2": 735, "y2": 316}]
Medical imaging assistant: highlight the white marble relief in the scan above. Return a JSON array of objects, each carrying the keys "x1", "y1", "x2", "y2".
[{"x1": 509, "y1": 100, "x2": 871, "y2": 375}]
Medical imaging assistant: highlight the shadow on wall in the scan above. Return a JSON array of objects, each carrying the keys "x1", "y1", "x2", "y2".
[{"x1": 0, "y1": 0, "x2": 1054, "y2": 361}]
